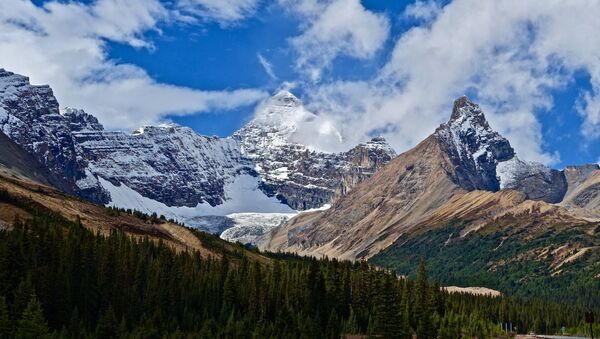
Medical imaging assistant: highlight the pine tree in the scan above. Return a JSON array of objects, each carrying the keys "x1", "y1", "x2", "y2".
[
  {"x1": 400, "y1": 279, "x2": 412, "y2": 339},
  {"x1": 415, "y1": 259, "x2": 433, "y2": 339},
  {"x1": 0, "y1": 296, "x2": 10, "y2": 339},
  {"x1": 15, "y1": 294, "x2": 50, "y2": 339},
  {"x1": 96, "y1": 306, "x2": 118, "y2": 338},
  {"x1": 12, "y1": 277, "x2": 35, "y2": 320},
  {"x1": 342, "y1": 307, "x2": 359, "y2": 335},
  {"x1": 374, "y1": 275, "x2": 403, "y2": 338},
  {"x1": 65, "y1": 308, "x2": 85, "y2": 339}
]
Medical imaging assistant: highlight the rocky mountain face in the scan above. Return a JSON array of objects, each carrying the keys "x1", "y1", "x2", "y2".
[
  {"x1": 0, "y1": 130, "x2": 61, "y2": 186},
  {"x1": 496, "y1": 156, "x2": 567, "y2": 203},
  {"x1": 0, "y1": 69, "x2": 396, "y2": 231},
  {"x1": 435, "y1": 96, "x2": 515, "y2": 191},
  {"x1": 234, "y1": 91, "x2": 396, "y2": 210},
  {"x1": 70, "y1": 119, "x2": 255, "y2": 208},
  {"x1": 436, "y1": 96, "x2": 567, "y2": 202},
  {"x1": 0, "y1": 69, "x2": 107, "y2": 201},
  {"x1": 561, "y1": 164, "x2": 600, "y2": 211},
  {"x1": 262, "y1": 96, "x2": 600, "y2": 260}
]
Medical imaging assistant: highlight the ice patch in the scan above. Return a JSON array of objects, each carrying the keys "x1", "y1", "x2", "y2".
[
  {"x1": 75, "y1": 169, "x2": 100, "y2": 190},
  {"x1": 98, "y1": 174, "x2": 295, "y2": 229},
  {"x1": 219, "y1": 213, "x2": 296, "y2": 245},
  {"x1": 496, "y1": 156, "x2": 552, "y2": 189}
]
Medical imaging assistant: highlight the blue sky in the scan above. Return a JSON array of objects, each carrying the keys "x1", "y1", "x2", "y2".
[
  {"x1": 2, "y1": 0, "x2": 600, "y2": 168},
  {"x1": 105, "y1": 1, "x2": 415, "y2": 136}
]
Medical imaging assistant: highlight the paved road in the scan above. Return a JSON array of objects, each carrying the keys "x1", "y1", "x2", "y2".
[{"x1": 515, "y1": 335, "x2": 591, "y2": 339}]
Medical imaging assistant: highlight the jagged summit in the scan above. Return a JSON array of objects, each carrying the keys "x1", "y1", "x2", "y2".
[
  {"x1": 450, "y1": 95, "x2": 485, "y2": 121},
  {"x1": 234, "y1": 90, "x2": 396, "y2": 210},
  {"x1": 0, "y1": 68, "x2": 31, "y2": 88},
  {"x1": 435, "y1": 96, "x2": 514, "y2": 191},
  {"x1": 61, "y1": 107, "x2": 104, "y2": 132},
  {"x1": 250, "y1": 90, "x2": 309, "y2": 130},
  {"x1": 358, "y1": 136, "x2": 397, "y2": 156},
  {"x1": 446, "y1": 96, "x2": 495, "y2": 134}
]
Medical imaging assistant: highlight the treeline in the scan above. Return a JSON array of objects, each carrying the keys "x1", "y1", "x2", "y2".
[
  {"x1": 0, "y1": 212, "x2": 594, "y2": 337},
  {"x1": 104, "y1": 205, "x2": 185, "y2": 226}
]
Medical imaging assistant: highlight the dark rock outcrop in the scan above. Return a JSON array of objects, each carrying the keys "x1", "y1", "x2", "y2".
[
  {"x1": 0, "y1": 69, "x2": 108, "y2": 202},
  {"x1": 435, "y1": 96, "x2": 514, "y2": 191}
]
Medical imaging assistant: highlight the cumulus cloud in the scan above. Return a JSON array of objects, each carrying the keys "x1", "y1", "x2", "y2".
[
  {"x1": 296, "y1": 0, "x2": 600, "y2": 165},
  {"x1": 0, "y1": 0, "x2": 266, "y2": 130},
  {"x1": 403, "y1": 0, "x2": 442, "y2": 22},
  {"x1": 284, "y1": 0, "x2": 390, "y2": 82}
]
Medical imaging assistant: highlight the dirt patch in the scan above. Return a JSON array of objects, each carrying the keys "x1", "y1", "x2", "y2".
[
  {"x1": 443, "y1": 286, "x2": 502, "y2": 297},
  {"x1": 0, "y1": 202, "x2": 31, "y2": 224}
]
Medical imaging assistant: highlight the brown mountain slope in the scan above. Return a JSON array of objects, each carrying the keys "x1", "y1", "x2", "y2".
[
  {"x1": 560, "y1": 164, "x2": 600, "y2": 213},
  {"x1": 263, "y1": 134, "x2": 464, "y2": 259},
  {"x1": 414, "y1": 189, "x2": 589, "y2": 236}
]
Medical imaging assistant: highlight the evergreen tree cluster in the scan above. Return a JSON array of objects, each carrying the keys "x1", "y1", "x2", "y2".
[
  {"x1": 104, "y1": 206, "x2": 184, "y2": 226},
  {"x1": 0, "y1": 196, "x2": 595, "y2": 338},
  {"x1": 372, "y1": 220, "x2": 600, "y2": 308}
]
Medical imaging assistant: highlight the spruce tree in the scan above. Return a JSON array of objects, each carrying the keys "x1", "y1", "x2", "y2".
[
  {"x1": 415, "y1": 259, "x2": 433, "y2": 339},
  {"x1": 342, "y1": 307, "x2": 359, "y2": 335},
  {"x1": 12, "y1": 277, "x2": 35, "y2": 320},
  {"x1": 374, "y1": 275, "x2": 402, "y2": 338},
  {"x1": 95, "y1": 306, "x2": 118, "y2": 338},
  {"x1": 0, "y1": 296, "x2": 10, "y2": 339},
  {"x1": 15, "y1": 294, "x2": 50, "y2": 339},
  {"x1": 399, "y1": 279, "x2": 412, "y2": 339}
]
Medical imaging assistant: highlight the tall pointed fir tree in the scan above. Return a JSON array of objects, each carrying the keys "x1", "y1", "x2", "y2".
[
  {"x1": 15, "y1": 294, "x2": 50, "y2": 339},
  {"x1": 415, "y1": 259, "x2": 433, "y2": 339},
  {"x1": 0, "y1": 296, "x2": 10, "y2": 339}
]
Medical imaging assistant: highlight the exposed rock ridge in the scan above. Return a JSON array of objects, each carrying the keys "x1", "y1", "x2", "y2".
[
  {"x1": 0, "y1": 69, "x2": 108, "y2": 202},
  {"x1": 435, "y1": 96, "x2": 514, "y2": 191}
]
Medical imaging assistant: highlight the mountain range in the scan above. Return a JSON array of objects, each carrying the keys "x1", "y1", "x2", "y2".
[
  {"x1": 0, "y1": 68, "x2": 598, "y2": 303},
  {"x1": 0, "y1": 68, "x2": 394, "y2": 241}
]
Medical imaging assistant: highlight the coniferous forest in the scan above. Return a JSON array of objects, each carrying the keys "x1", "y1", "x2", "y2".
[{"x1": 0, "y1": 205, "x2": 598, "y2": 339}]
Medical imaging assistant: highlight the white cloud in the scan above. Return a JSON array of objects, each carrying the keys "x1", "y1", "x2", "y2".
[
  {"x1": 403, "y1": 0, "x2": 441, "y2": 22},
  {"x1": 295, "y1": 0, "x2": 600, "y2": 165},
  {"x1": 257, "y1": 53, "x2": 277, "y2": 80},
  {"x1": 176, "y1": 0, "x2": 259, "y2": 25},
  {"x1": 0, "y1": 0, "x2": 266, "y2": 130},
  {"x1": 285, "y1": 0, "x2": 390, "y2": 82}
]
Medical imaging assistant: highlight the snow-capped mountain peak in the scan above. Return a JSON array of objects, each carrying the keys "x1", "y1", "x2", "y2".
[
  {"x1": 250, "y1": 90, "x2": 312, "y2": 132},
  {"x1": 449, "y1": 96, "x2": 487, "y2": 123},
  {"x1": 271, "y1": 90, "x2": 302, "y2": 107},
  {"x1": 61, "y1": 107, "x2": 104, "y2": 132},
  {"x1": 441, "y1": 96, "x2": 512, "y2": 159},
  {"x1": 435, "y1": 96, "x2": 515, "y2": 191},
  {"x1": 434, "y1": 96, "x2": 567, "y2": 202}
]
